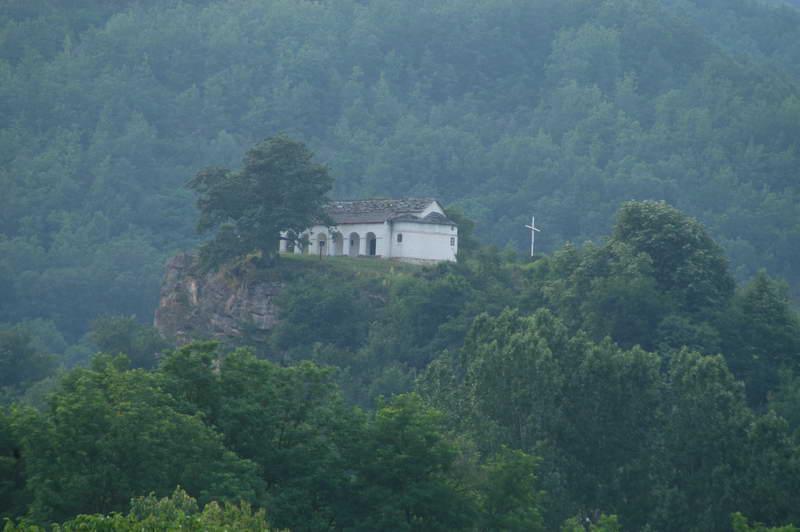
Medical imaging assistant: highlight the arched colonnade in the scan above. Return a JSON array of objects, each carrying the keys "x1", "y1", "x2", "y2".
[{"x1": 279, "y1": 229, "x2": 379, "y2": 257}]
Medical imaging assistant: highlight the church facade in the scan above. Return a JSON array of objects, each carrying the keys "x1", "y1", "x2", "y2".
[{"x1": 279, "y1": 198, "x2": 458, "y2": 263}]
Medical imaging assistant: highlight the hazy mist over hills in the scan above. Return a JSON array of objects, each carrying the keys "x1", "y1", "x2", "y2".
[
  {"x1": 1, "y1": 0, "x2": 799, "y2": 336},
  {"x1": 3, "y1": 2, "x2": 800, "y2": 530}
]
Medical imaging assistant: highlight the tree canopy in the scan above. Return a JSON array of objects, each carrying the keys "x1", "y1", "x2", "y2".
[
  {"x1": 2, "y1": 199, "x2": 800, "y2": 529},
  {"x1": 187, "y1": 136, "x2": 333, "y2": 270},
  {"x1": 2, "y1": 0, "x2": 800, "y2": 343},
  {"x1": 1, "y1": 0, "x2": 800, "y2": 529}
]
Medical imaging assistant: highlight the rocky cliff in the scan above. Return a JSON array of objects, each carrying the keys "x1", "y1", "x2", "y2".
[{"x1": 154, "y1": 253, "x2": 283, "y2": 345}]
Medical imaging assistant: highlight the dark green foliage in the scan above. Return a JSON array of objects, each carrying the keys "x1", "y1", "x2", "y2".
[
  {"x1": 88, "y1": 315, "x2": 169, "y2": 369},
  {"x1": 610, "y1": 200, "x2": 735, "y2": 312},
  {"x1": 732, "y1": 512, "x2": 800, "y2": 532},
  {"x1": 525, "y1": 201, "x2": 734, "y2": 352},
  {"x1": 475, "y1": 447, "x2": 544, "y2": 532},
  {"x1": 420, "y1": 308, "x2": 665, "y2": 527},
  {"x1": 268, "y1": 247, "x2": 518, "y2": 408},
  {"x1": 651, "y1": 350, "x2": 751, "y2": 531},
  {"x1": 341, "y1": 393, "x2": 476, "y2": 532},
  {"x1": 420, "y1": 296, "x2": 800, "y2": 531},
  {"x1": 0, "y1": 326, "x2": 57, "y2": 394},
  {"x1": 271, "y1": 272, "x2": 369, "y2": 354},
  {"x1": 158, "y1": 342, "x2": 222, "y2": 425},
  {"x1": 0, "y1": 408, "x2": 28, "y2": 521},
  {"x1": 2, "y1": 209, "x2": 800, "y2": 531},
  {"x1": 188, "y1": 136, "x2": 333, "y2": 271},
  {"x1": 3, "y1": 0, "x2": 800, "y2": 347},
  {"x1": 17, "y1": 354, "x2": 263, "y2": 523},
  {"x1": 734, "y1": 412, "x2": 800, "y2": 527},
  {"x1": 2, "y1": 487, "x2": 279, "y2": 531},
  {"x1": 383, "y1": 269, "x2": 473, "y2": 367},
  {"x1": 720, "y1": 271, "x2": 800, "y2": 404},
  {"x1": 769, "y1": 369, "x2": 800, "y2": 431},
  {"x1": 214, "y1": 351, "x2": 354, "y2": 530},
  {"x1": 579, "y1": 262, "x2": 669, "y2": 350},
  {"x1": 238, "y1": 200, "x2": 798, "y2": 530},
  {"x1": 1, "y1": 2, "x2": 800, "y2": 529},
  {"x1": 190, "y1": 202, "x2": 800, "y2": 530},
  {"x1": 156, "y1": 343, "x2": 496, "y2": 532}
]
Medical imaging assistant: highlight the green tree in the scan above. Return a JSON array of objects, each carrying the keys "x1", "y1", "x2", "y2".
[
  {"x1": 344, "y1": 393, "x2": 476, "y2": 532},
  {"x1": 578, "y1": 241, "x2": 671, "y2": 350},
  {"x1": 652, "y1": 349, "x2": 751, "y2": 532},
  {"x1": 187, "y1": 136, "x2": 333, "y2": 270},
  {"x1": 555, "y1": 339, "x2": 663, "y2": 528},
  {"x1": 609, "y1": 200, "x2": 735, "y2": 313},
  {"x1": 731, "y1": 512, "x2": 800, "y2": 532},
  {"x1": 0, "y1": 326, "x2": 57, "y2": 395},
  {"x1": 2, "y1": 487, "x2": 284, "y2": 531},
  {"x1": 88, "y1": 315, "x2": 169, "y2": 370},
  {"x1": 463, "y1": 309, "x2": 565, "y2": 453},
  {"x1": 769, "y1": 368, "x2": 800, "y2": 431},
  {"x1": 720, "y1": 271, "x2": 800, "y2": 405},
  {"x1": 216, "y1": 350, "x2": 357, "y2": 532},
  {"x1": 546, "y1": 23, "x2": 622, "y2": 93},
  {"x1": 0, "y1": 407, "x2": 28, "y2": 521},
  {"x1": 157, "y1": 342, "x2": 222, "y2": 425},
  {"x1": 476, "y1": 447, "x2": 544, "y2": 532},
  {"x1": 271, "y1": 272, "x2": 369, "y2": 354},
  {"x1": 733, "y1": 412, "x2": 800, "y2": 527},
  {"x1": 158, "y1": 343, "x2": 359, "y2": 532},
  {"x1": 384, "y1": 270, "x2": 473, "y2": 368},
  {"x1": 17, "y1": 354, "x2": 262, "y2": 523}
]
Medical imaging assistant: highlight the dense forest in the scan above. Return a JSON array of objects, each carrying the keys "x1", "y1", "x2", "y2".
[
  {"x1": 3, "y1": 200, "x2": 800, "y2": 530},
  {"x1": 2, "y1": 0, "x2": 800, "y2": 345},
  {"x1": 2, "y1": 0, "x2": 800, "y2": 530}
]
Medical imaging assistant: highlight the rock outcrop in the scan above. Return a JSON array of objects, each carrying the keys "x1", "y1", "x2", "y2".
[{"x1": 154, "y1": 253, "x2": 283, "y2": 345}]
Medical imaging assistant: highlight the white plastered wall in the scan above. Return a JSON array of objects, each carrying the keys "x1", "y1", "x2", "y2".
[
  {"x1": 391, "y1": 221, "x2": 457, "y2": 262},
  {"x1": 279, "y1": 216, "x2": 458, "y2": 263}
]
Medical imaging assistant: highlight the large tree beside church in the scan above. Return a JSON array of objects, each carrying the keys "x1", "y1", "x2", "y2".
[{"x1": 188, "y1": 136, "x2": 333, "y2": 270}]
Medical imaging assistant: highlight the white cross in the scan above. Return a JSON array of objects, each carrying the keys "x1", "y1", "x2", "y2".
[{"x1": 525, "y1": 216, "x2": 541, "y2": 257}]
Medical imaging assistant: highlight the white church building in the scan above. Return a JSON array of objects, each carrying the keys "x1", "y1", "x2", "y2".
[{"x1": 279, "y1": 198, "x2": 458, "y2": 263}]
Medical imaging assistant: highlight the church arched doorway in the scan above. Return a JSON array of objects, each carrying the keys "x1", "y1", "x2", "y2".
[
  {"x1": 348, "y1": 232, "x2": 359, "y2": 257},
  {"x1": 366, "y1": 232, "x2": 377, "y2": 256},
  {"x1": 333, "y1": 233, "x2": 344, "y2": 256}
]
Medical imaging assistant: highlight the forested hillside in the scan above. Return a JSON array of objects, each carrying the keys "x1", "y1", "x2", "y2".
[
  {"x1": 1, "y1": 0, "x2": 800, "y2": 345},
  {"x1": 2, "y1": 2, "x2": 800, "y2": 528},
  {"x1": 3, "y1": 201, "x2": 800, "y2": 531}
]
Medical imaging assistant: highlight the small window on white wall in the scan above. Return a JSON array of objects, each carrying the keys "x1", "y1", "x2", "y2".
[
  {"x1": 450, "y1": 237, "x2": 455, "y2": 246},
  {"x1": 397, "y1": 233, "x2": 403, "y2": 243}
]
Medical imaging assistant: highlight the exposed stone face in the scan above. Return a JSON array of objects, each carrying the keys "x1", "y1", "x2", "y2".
[{"x1": 154, "y1": 253, "x2": 283, "y2": 345}]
